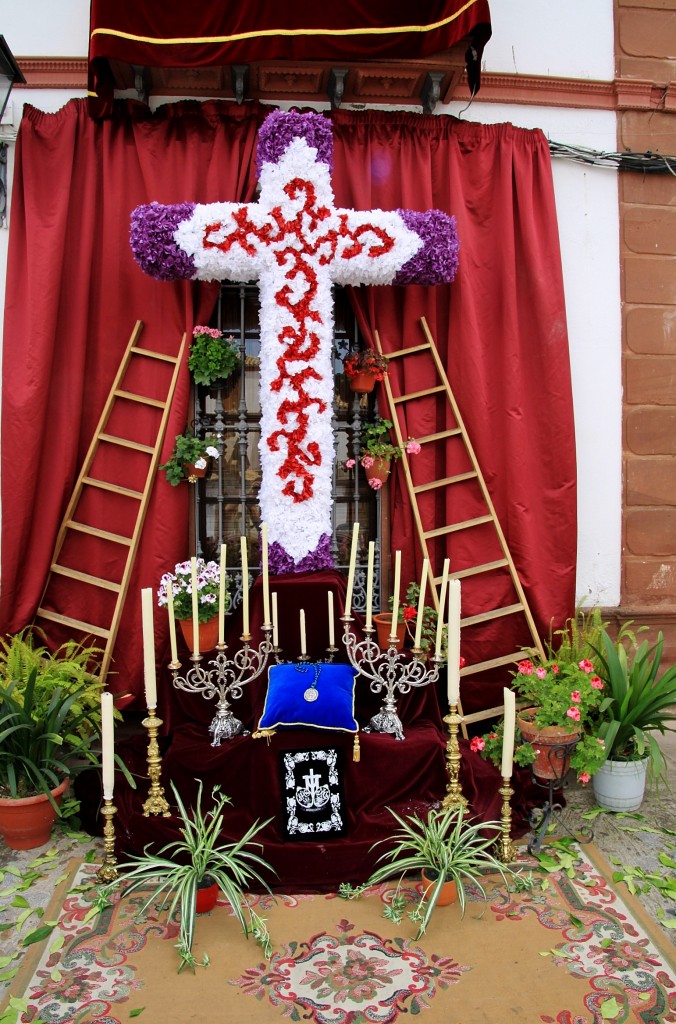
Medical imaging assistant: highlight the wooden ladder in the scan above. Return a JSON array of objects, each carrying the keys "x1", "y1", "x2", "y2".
[
  {"x1": 376, "y1": 317, "x2": 545, "y2": 731},
  {"x1": 34, "y1": 321, "x2": 187, "y2": 685}
]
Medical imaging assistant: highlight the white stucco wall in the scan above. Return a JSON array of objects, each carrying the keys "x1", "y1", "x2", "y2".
[{"x1": 0, "y1": 1, "x2": 621, "y2": 607}]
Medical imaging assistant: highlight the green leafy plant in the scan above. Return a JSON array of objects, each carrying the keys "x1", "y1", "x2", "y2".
[
  {"x1": 594, "y1": 628, "x2": 676, "y2": 779},
  {"x1": 100, "y1": 781, "x2": 275, "y2": 972},
  {"x1": 386, "y1": 581, "x2": 445, "y2": 655},
  {"x1": 188, "y1": 326, "x2": 240, "y2": 386},
  {"x1": 543, "y1": 604, "x2": 644, "y2": 666},
  {"x1": 340, "y1": 805, "x2": 512, "y2": 939},
  {"x1": 159, "y1": 430, "x2": 220, "y2": 486}
]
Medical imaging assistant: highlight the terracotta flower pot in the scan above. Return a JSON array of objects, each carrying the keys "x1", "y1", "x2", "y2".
[
  {"x1": 178, "y1": 615, "x2": 220, "y2": 652},
  {"x1": 195, "y1": 876, "x2": 219, "y2": 914},
  {"x1": 421, "y1": 868, "x2": 457, "y2": 907},
  {"x1": 518, "y1": 708, "x2": 580, "y2": 781},
  {"x1": 349, "y1": 371, "x2": 377, "y2": 394},
  {"x1": 183, "y1": 460, "x2": 209, "y2": 482},
  {"x1": 364, "y1": 457, "x2": 391, "y2": 484},
  {"x1": 373, "y1": 613, "x2": 406, "y2": 650},
  {"x1": 0, "y1": 777, "x2": 70, "y2": 850}
]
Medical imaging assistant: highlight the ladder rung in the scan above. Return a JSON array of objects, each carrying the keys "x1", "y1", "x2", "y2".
[
  {"x1": 424, "y1": 515, "x2": 493, "y2": 539},
  {"x1": 130, "y1": 345, "x2": 178, "y2": 364},
  {"x1": 66, "y1": 521, "x2": 133, "y2": 546},
  {"x1": 449, "y1": 559, "x2": 510, "y2": 580},
  {"x1": 114, "y1": 389, "x2": 166, "y2": 409},
  {"x1": 50, "y1": 564, "x2": 122, "y2": 592},
  {"x1": 393, "y1": 385, "x2": 446, "y2": 404},
  {"x1": 384, "y1": 342, "x2": 432, "y2": 359},
  {"x1": 83, "y1": 477, "x2": 144, "y2": 499},
  {"x1": 414, "y1": 471, "x2": 477, "y2": 493},
  {"x1": 461, "y1": 651, "x2": 525, "y2": 675},
  {"x1": 416, "y1": 428, "x2": 462, "y2": 444},
  {"x1": 98, "y1": 433, "x2": 155, "y2": 454},
  {"x1": 462, "y1": 603, "x2": 524, "y2": 627},
  {"x1": 34, "y1": 608, "x2": 111, "y2": 638}
]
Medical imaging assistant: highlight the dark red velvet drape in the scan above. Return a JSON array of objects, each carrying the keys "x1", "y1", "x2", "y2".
[
  {"x1": 1, "y1": 98, "x2": 265, "y2": 703},
  {"x1": 331, "y1": 110, "x2": 576, "y2": 712}
]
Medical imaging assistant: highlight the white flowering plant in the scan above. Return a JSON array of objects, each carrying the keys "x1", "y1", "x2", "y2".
[
  {"x1": 160, "y1": 431, "x2": 220, "y2": 486},
  {"x1": 157, "y1": 558, "x2": 227, "y2": 623}
]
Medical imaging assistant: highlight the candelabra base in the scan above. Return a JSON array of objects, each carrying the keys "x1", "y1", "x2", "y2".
[
  {"x1": 363, "y1": 709, "x2": 405, "y2": 741},
  {"x1": 209, "y1": 710, "x2": 249, "y2": 746}
]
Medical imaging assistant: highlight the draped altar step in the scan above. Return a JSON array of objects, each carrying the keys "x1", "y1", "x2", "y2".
[
  {"x1": 377, "y1": 317, "x2": 546, "y2": 735},
  {"x1": 34, "y1": 321, "x2": 186, "y2": 684}
]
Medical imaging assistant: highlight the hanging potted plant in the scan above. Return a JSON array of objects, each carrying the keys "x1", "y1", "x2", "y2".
[
  {"x1": 343, "y1": 349, "x2": 389, "y2": 394},
  {"x1": 345, "y1": 419, "x2": 420, "y2": 491},
  {"x1": 97, "y1": 780, "x2": 275, "y2": 973},
  {"x1": 188, "y1": 326, "x2": 240, "y2": 389},
  {"x1": 158, "y1": 558, "x2": 227, "y2": 651},
  {"x1": 339, "y1": 805, "x2": 511, "y2": 938},
  {"x1": 160, "y1": 430, "x2": 220, "y2": 485},
  {"x1": 592, "y1": 627, "x2": 676, "y2": 811}
]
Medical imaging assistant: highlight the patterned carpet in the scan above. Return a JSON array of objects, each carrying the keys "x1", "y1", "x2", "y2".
[{"x1": 3, "y1": 844, "x2": 676, "y2": 1024}]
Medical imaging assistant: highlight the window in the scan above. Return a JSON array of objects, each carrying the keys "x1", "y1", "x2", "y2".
[{"x1": 192, "y1": 283, "x2": 382, "y2": 613}]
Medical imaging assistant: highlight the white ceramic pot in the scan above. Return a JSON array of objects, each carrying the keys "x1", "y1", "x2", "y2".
[{"x1": 592, "y1": 757, "x2": 649, "y2": 812}]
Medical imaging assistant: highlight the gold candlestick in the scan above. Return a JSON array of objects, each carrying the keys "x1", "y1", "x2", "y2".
[
  {"x1": 442, "y1": 704, "x2": 468, "y2": 811},
  {"x1": 96, "y1": 799, "x2": 118, "y2": 883},
  {"x1": 495, "y1": 777, "x2": 518, "y2": 863},
  {"x1": 142, "y1": 709, "x2": 171, "y2": 817}
]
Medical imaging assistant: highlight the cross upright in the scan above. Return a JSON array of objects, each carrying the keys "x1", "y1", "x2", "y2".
[{"x1": 131, "y1": 110, "x2": 458, "y2": 573}]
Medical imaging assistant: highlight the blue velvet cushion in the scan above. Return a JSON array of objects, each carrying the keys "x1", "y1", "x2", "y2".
[{"x1": 257, "y1": 663, "x2": 358, "y2": 734}]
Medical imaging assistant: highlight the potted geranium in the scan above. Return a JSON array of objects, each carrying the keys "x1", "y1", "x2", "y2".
[
  {"x1": 472, "y1": 656, "x2": 610, "y2": 784},
  {"x1": 345, "y1": 418, "x2": 421, "y2": 490},
  {"x1": 343, "y1": 349, "x2": 389, "y2": 394},
  {"x1": 188, "y1": 326, "x2": 240, "y2": 387},
  {"x1": 158, "y1": 557, "x2": 226, "y2": 651},
  {"x1": 160, "y1": 430, "x2": 220, "y2": 485}
]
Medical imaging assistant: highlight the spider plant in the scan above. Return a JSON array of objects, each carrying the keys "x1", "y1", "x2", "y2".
[
  {"x1": 340, "y1": 804, "x2": 512, "y2": 938},
  {"x1": 101, "y1": 780, "x2": 275, "y2": 972}
]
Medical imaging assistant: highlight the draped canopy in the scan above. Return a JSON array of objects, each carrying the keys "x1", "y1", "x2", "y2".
[{"x1": 1, "y1": 98, "x2": 575, "y2": 709}]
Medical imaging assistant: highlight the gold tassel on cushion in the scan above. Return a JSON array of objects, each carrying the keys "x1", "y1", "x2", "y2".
[
  {"x1": 353, "y1": 733, "x2": 360, "y2": 762},
  {"x1": 252, "y1": 729, "x2": 276, "y2": 744}
]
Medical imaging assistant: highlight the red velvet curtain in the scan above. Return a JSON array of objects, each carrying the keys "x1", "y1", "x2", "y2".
[
  {"x1": 1, "y1": 98, "x2": 265, "y2": 703},
  {"x1": 331, "y1": 110, "x2": 576, "y2": 712}
]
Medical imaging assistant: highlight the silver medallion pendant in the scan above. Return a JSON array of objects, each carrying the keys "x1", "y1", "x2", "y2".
[{"x1": 304, "y1": 687, "x2": 319, "y2": 703}]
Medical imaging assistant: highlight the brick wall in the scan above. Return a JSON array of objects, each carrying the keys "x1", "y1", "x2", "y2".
[{"x1": 616, "y1": 0, "x2": 676, "y2": 661}]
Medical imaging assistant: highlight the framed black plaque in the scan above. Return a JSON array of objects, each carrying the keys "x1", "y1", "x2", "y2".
[{"x1": 280, "y1": 748, "x2": 346, "y2": 840}]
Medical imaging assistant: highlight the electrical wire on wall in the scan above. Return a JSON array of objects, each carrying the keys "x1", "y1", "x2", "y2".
[{"x1": 549, "y1": 141, "x2": 676, "y2": 174}]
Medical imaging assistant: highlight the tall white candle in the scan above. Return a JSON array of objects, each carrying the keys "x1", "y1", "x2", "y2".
[
  {"x1": 190, "y1": 557, "x2": 200, "y2": 657},
  {"x1": 141, "y1": 587, "x2": 157, "y2": 708},
  {"x1": 390, "y1": 550, "x2": 401, "y2": 638},
  {"x1": 328, "y1": 590, "x2": 335, "y2": 647},
  {"x1": 413, "y1": 558, "x2": 429, "y2": 650},
  {"x1": 218, "y1": 543, "x2": 227, "y2": 645},
  {"x1": 240, "y1": 536, "x2": 250, "y2": 636},
  {"x1": 101, "y1": 691, "x2": 115, "y2": 800},
  {"x1": 501, "y1": 687, "x2": 517, "y2": 778},
  {"x1": 261, "y1": 522, "x2": 270, "y2": 626},
  {"x1": 447, "y1": 579, "x2": 461, "y2": 705},
  {"x1": 344, "y1": 522, "x2": 360, "y2": 617},
  {"x1": 166, "y1": 580, "x2": 178, "y2": 664},
  {"x1": 272, "y1": 591, "x2": 279, "y2": 647},
  {"x1": 435, "y1": 559, "x2": 450, "y2": 659},
  {"x1": 300, "y1": 608, "x2": 307, "y2": 656},
  {"x1": 365, "y1": 541, "x2": 375, "y2": 629}
]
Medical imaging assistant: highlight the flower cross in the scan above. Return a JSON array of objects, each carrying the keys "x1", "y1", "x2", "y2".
[{"x1": 131, "y1": 110, "x2": 459, "y2": 572}]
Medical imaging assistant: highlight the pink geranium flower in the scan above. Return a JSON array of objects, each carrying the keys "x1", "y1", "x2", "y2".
[
  {"x1": 368, "y1": 477, "x2": 383, "y2": 490},
  {"x1": 590, "y1": 676, "x2": 604, "y2": 689},
  {"x1": 578, "y1": 659, "x2": 594, "y2": 673},
  {"x1": 535, "y1": 667, "x2": 547, "y2": 680},
  {"x1": 405, "y1": 440, "x2": 421, "y2": 455},
  {"x1": 518, "y1": 660, "x2": 534, "y2": 675},
  {"x1": 345, "y1": 458, "x2": 356, "y2": 469},
  {"x1": 470, "y1": 736, "x2": 485, "y2": 752},
  {"x1": 361, "y1": 455, "x2": 374, "y2": 469},
  {"x1": 570, "y1": 690, "x2": 582, "y2": 703},
  {"x1": 578, "y1": 772, "x2": 590, "y2": 785},
  {"x1": 566, "y1": 706, "x2": 581, "y2": 721}
]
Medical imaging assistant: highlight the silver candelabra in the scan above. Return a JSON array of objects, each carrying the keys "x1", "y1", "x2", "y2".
[
  {"x1": 341, "y1": 615, "x2": 441, "y2": 740},
  {"x1": 170, "y1": 626, "x2": 275, "y2": 745}
]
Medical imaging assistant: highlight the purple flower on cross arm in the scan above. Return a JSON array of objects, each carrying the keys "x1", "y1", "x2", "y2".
[
  {"x1": 256, "y1": 110, "x2": 333, "y2": 174},
  {"x1": 130, "y1": 201, "x2": 197, "y2": 281},
  {"x1": 393, "y1": 209, "x2": 460, "y2": 285}
]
